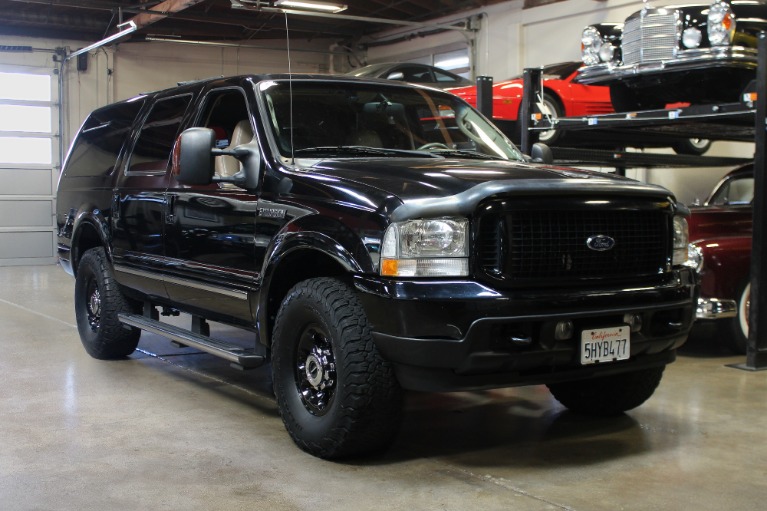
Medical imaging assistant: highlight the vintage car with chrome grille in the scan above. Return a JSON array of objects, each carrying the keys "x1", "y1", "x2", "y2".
[
  {"x1": 576, "y1": 0, "x2": 767, "y2": 111},
  {"x1": 688, "y1": 163, "x2": 753, "y2": 353}
]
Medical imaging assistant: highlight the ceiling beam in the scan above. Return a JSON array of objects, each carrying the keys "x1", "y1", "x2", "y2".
[{"x1": 125, "y1": 0, "x2": 209, "y2": 31}]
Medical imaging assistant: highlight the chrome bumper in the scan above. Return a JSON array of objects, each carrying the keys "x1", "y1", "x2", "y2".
[
  {"x1": 576, "y1": 48, "x2": 758, "y2": 85},
  {"x1": 696, "y1": 297, "x2": 737, "y2": 320}
]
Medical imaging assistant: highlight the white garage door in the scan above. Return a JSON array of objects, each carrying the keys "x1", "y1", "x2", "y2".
[{"x1": 0, "y1": 67, "x2": 59, "y2": 266}]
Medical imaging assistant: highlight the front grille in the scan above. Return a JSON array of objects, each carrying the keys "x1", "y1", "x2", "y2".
[
  {"x1": 477, "y1": 204, "x2": 670, "y2": 286},
  {"x1": 622, "y1": 9, "x2": 679, "y2": 65}
]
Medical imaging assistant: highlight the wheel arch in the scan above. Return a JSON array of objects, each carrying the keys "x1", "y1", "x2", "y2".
[
  {"x1": 258, "y1": 232, "x2": 362, "y2": 349},
  {"x1": 70, "y1": 210, "x2": 112, "y2": 276}
]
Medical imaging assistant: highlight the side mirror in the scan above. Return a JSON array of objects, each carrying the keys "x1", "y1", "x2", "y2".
[
  {"x1": 172, "y1": 128, "x2": 216, "y2": 185},
  {"x1": 530, "y1": 142, "x2": 553, "y2": 164}
]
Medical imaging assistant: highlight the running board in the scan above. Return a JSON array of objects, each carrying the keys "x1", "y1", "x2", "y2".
[{"x1": 118, "y1": 313, "x2": 266, "y2": 370}]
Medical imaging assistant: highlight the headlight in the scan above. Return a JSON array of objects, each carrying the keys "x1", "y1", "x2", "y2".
[
  {"x1": 581, "y1": 26, "x2": 603, "y2": 66},
  {"x1": 686, "y1": 244, "x2": 704, "y2": 272},
  {"x1": 708, "y1": 1, "x2": 735, "y2": 46},
  {"x1": 381, "y1": 218, "x2": 469, "y2": 277},
  {"x1": 672, "y1": 216, "x2": 689, "y2": 266},
  {"x1": 598, "y1": 42, "x2": 617, "y2": 63},
  {"x1": 682, "y1": 27, "x2": 702, "y2": 48}
]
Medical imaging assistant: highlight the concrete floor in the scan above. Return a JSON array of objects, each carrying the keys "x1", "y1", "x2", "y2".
[{"x1": 1, "y1": 264, "x2": 766, "y2": 511}]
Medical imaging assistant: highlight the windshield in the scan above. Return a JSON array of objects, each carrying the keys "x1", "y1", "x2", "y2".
[
  {"x1": 708, "y1": 174, "x2": 754, "y2": 206},
  {"x1": 257, "y1": 80, "x2": 524, "y2": 162}
]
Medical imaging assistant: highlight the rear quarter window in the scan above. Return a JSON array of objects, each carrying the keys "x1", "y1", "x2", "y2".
[{"x1": 63, "y1": 99, "x2": 146, "y2": 178}]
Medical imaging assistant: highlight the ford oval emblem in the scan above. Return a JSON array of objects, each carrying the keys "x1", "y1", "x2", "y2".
[{"x1": 586, "y1": 235, "x2": 615, "y2": 251}]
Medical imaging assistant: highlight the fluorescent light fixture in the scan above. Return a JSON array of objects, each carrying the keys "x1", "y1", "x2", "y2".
[
  {"x1": 67, "y1": 21, "x2": 137, "y2": 60},
  {"x1": 274, "y1": 0, "x2": 347, "y2": 13}
]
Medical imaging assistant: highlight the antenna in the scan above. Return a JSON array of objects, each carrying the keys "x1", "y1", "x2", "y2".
[{"x1": 284, "y1": 12, "x2": 295, "y2": 165}]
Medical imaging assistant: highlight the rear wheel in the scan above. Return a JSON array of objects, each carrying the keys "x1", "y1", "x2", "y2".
[
  {"x1": 74, "y1": 247, "x2": 140, "y2": 359},
  {"x1": 272, "y1": 277, "x2": 403, "y2": 459},
  {"x1": 547, "y1": 366, "x2": 665, "y2": 416}
]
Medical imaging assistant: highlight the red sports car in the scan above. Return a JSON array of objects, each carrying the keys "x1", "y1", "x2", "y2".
[
  {"x1": 448, "y1": 61, "x2": 612, "y2": 145},
  {"x1": 449, "y1": 61, "x2": 711, "y2": 154}
]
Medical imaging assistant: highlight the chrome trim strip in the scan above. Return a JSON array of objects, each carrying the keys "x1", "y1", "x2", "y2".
[{"x1": 114, "y1": 264, "x2": 250, "y2": 301}]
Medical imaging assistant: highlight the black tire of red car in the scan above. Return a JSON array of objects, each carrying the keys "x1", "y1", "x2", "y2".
[
  {"x1": 74, "y1": 247, "x2": 141, "y2": 359},
  {"x1": 723, "y1": 281, "x2": 751, "y2": 354},
  {"x1": 546, "y1": 366, "x2": 665, "y2": 416},
  {"x1": 609, "y1": 82, "x2": 665, "y2": 112},
  {"x1": 271, "y1": 277, "x2": 403, "y2": 459},
  {"x1": 535, "y1": 92, "x2": 564, "y2": 145}
]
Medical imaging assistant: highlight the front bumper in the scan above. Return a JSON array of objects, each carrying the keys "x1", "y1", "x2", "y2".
[
  {"x1": 696, "y1": 297, "x2": 737, "y2": 320},
  {"x1": 355, "y1": 269, "x2": 697, "y2": 392},
  {"x1": 576, "y1": 48, "x2": 757, "y2": 85}
]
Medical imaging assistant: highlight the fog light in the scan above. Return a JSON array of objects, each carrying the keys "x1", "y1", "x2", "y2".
[
  {"x1": 554, "y1": 320, "x2": 574, "y2": 341},
  {"x1": 682, "y1": 28, "x2": 702, "y2": 48},
  {"x1": 623, "y1": 313, "x2": 643, "y2": 333}
]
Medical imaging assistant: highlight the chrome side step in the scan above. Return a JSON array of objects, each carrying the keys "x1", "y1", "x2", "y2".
[{"x1": 118, "y1": 313, "x2": 266, "y2": 370}]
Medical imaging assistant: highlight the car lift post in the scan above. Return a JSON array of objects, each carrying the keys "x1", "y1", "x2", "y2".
[
  {"x1": 741, "y1": 32, "x2": 767, "y2": 370},
  {"x1": 520, "y1": 67, "x2": 541, "y2": 155},
  {"x1": 476, "y1": 75, "x2": 493, "y2": 119}
]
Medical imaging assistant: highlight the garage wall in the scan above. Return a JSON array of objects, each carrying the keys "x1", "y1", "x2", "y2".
[
  {"x1": 0, "y1": 35, "x2": 336, "y2": 154},
  {"x1": 366, "y1": 0, "x2": 756, "y2": 204}
]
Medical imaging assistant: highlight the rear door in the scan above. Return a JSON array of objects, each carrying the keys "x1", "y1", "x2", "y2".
[{"x1": 111, "y1": 93, "x2": 194, "y2": 299}]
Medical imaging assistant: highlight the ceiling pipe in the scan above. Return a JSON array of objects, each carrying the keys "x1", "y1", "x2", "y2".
[{"x1": 232, "y1": 1, "x2": 472, "y2": 32}]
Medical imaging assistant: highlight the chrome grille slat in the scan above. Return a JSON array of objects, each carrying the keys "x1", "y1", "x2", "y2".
[{"x1": 622, "y1": 10, "x2": 679, "y2": 65}]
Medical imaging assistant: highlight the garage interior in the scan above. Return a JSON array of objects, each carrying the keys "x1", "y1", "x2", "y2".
[{"x1": 1, "y1": 1, "x2": 766, "y2": 509}]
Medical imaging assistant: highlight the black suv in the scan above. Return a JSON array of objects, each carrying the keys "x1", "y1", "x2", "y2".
[{"x1": 56, "y1": 75, "x2": 697, "y2": 459}]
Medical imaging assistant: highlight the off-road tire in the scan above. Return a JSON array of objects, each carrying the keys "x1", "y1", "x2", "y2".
[
  {"x1": 547, "y1": 366, "x2": 665, "y2": 416},
  {"x1": 74, "y1": 247, "x2": 140, "y2": 359},
  {"x1": 272, "y1": 277, "x2": 403, "y2": 459}
]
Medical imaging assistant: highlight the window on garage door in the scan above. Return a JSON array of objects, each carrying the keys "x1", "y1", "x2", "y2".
[{"x1": 0, "y1": 68, "x2": 58, "y2": 266}]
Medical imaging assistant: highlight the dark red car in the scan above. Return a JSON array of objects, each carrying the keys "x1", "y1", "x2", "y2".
[
  {"x1": 689, "y1": 163, "x2": 753, "y2": 353},
  {"x1": 449, "y1": 61, "x2": 711, "y2": 154}
]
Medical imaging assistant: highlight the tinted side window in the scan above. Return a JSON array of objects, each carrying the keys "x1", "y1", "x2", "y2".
[
  {"x1": 128, "y1": 94, "x2": 192, "y2": 174},
  {"x1": 63, "y1": 99, "x2": 145, "y2": 178}
]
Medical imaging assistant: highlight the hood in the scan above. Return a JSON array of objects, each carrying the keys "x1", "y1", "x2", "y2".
[{"x1": 307, "y1": 157, "x2": 674, "y2": 219}]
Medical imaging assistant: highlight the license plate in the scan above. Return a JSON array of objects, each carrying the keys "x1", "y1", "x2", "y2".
[{"x1": 580, "y1": 326, "x2": 630, "y2": 365}]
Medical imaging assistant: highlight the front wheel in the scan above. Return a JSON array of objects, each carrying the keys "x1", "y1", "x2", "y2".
[
  {"x1": 272, "y1": 278, "x2": 403, "y2": 459},
  {"x1": 74, "y1": 247, "x2": 140, "y2": 359},
  {"x1": 535, "y1": 92, "x2": 564, "y2": 145},
  {"x1": 547, "y1": 366, "x2": 665, "y2": 416},
  {"x1": 723, "y1": 281, "x2": 750, "y2": 354}
]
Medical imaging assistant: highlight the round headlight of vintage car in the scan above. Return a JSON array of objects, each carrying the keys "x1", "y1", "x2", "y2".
[
  {"x1": 581, "y1": 26, "x2": 603, "y2": 66},
  {"x1": 682, "y1": 27, "x2": 702, "y2": 49},
  {"x1": 708, "y1": 1, "x2": 736, "y2": 46},
  {"x1": 598, "y1": 42, "x2": 617, "y2": 63}
]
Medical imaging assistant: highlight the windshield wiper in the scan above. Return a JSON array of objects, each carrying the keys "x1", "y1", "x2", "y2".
[
  {"x1": 292, "y1": 146, "x2": 440, "y2": 158},
  {"x1": 428, "y1": 149, "x2": 507, "y2": 160}
]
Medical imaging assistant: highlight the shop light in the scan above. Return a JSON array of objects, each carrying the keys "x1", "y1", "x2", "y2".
[{"x1": 274, "y1": 0, "x2": 347, "y2": 13}]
